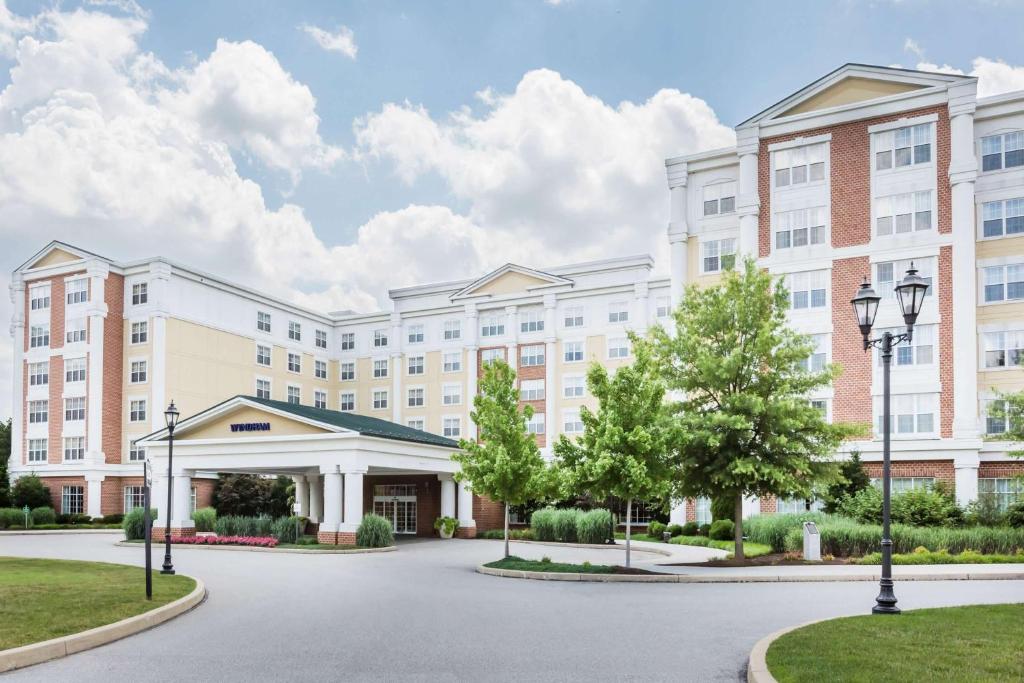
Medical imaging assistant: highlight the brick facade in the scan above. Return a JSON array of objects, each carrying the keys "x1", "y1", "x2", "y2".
[
  {"x1": 363, "y1": 473, "x2": 441, "y2": 537},
  {"x1": 978, "y1": 462, "x2": 1024, "y2": 479},
  {"x1": 938, "y1": 246, "x2": 954, "y2": 438},
  {"x1": 861, "y1": 459, "x2": 955, "y2": 489},
  {"x1": 831, "y1": 256, "x2": 873, "y2": 429},
  {"x1": 472, "y1": 494, "x2": 505, "y2": 532},
  {"x1": 102, "y1": 273, "x2": 124, "y2": 464}
]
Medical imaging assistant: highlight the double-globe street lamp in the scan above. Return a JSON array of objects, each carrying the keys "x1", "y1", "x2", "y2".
[
  {"x1": 160, "y1": 401, "x2": 181, "y2": 575},
  {"x1": 850, "y1": 264, "x2": 930, "y2": 615}
]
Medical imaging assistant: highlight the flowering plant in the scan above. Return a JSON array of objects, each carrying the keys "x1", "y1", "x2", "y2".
[{"x1": 171, "y1": 535, "x2": 279, "y2": 548}]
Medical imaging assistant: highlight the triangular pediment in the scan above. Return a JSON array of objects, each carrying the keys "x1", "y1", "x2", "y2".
[
  {"x1": 451, "y1": 264, "x2": 573, "y2": 300},
  {"x1": 19, "y1": 241, "x2": 103, "y2": 272},
  {"x1": 144, "y1": 397, "x2": 343, "y2": 442}
]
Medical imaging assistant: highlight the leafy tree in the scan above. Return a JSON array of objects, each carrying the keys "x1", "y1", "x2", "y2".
[
  {"x1": 12, "y1": 473, "x2": 52, "y2": 510},
  {"x1": 554, "y1": 343, "x2": 673, "y2": 567},
  {"x1": 268, "y1": 475, "x2": 292, "y2": 518},
  {"x1": 822, "y1": 451, "x2": 871, "y2": 513},
  {"x1": 0, "y1": 418, "x2": 10, "y2": 508},
  {"x1": 454, "y1": 360, "x2": 554, "y2": 558},
  {"x1": 641, "y1": 258, "x2": 861, "y2": 560},
  {"x1": 984, "y1": 396, "x2": 1024, "y2": 506},
  {"x1": 212, "y1": 474, "x2": 272, "y2": 517}
]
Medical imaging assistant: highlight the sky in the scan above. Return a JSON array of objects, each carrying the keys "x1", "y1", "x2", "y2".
[{"x1": 1, "y1": 0, "x2": 1024, "y2": 418}]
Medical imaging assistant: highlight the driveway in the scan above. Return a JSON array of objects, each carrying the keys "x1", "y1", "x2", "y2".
[{"x1": 2, "y1": 533, "x2": 1023, "y2": 682}]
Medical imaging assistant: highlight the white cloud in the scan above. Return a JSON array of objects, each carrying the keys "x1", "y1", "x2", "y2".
[
  {"x1": 903, "y1": 38, "x2": 924, "y2": 60},
  {"x1": 900, "y1": 40, "x2": 1024, "y2": 97},
  {"x1": 299, "y1": 23, "x2": 357, "y2": 59}
]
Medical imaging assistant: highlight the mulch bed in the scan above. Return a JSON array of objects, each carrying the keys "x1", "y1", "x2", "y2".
[{"x1": 668, "y1": 552, "x2": 854, "y2": 568}]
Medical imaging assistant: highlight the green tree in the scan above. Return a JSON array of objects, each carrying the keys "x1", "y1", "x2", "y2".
[
  {"x1": 822, "y1": 451, "x2": 871, "y2": 513},
  {"x1": 454, "y1": 360, "x2": 554, "y2": 558},
  {"x1": 0, "y1": 418, "x2": 10, "y2": 508},
  {"x1": 641, "y1": 258, "x2": 861, "y2": 560},
  {"x1": 212, "y1": 474, "x2": 272, "y2": 517},
  {"x1": 983, "y1": 395, "x2": 1024, "y2": 509},
  {"x1": 12, "y1": 473, "x2": 52, "y2": 510},
  {"x1": 553, "y1": 343, "x2": 672, "y2": 567}
]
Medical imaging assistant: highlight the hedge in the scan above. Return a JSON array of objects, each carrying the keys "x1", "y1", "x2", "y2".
[
  {"x1": 530, "y1": 507, "x2": 613, "y2": 544},
  {"x1": 744, "y1": 512, "x2": 831, "y2": 552},
  {"x1": 214, "y1": 515, "x2": 274, "y2": 537},
  {"x1": 782, "y1": 518, "x2": 1024, "y2": 557}
]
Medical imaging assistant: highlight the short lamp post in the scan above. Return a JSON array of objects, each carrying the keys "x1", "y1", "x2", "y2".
[
  {"x1": 850, "y1": 264, "x2": 929, "y2": 615},
  {"x1": 160, "y1": 401, "x2": 180, "y2": 576}
]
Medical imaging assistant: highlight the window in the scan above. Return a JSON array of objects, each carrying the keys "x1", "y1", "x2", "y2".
[
  {"x1": 29, "y1": 325, "x2": 49, "y2": 348},
  {"x1": 702, "y1": 238, "x2": 738, "y2": 272},
  {"x1": 984, "y1": 399, "x2": 1009, "y2": 435},
  {"x1": 129, "y1": 360, "x2": 147, "y2": 383},
  {"x1": 981, "y1": 131, "x2": 1024, "y2": 172},
  {"x1": 875, "y1": 393, "x2": 936, "y2": 437},
  {"x1": 608, "y1": 337, "x2": 630, "y2": 359},
  {"x1": 978, "y1": 478, "x2": 1023, "y2": 512},
  {"x1": 288, "y1": 386, "x2": 301, "y2": 405},
  {"x1": 373, "y1": 359, "x2": 388, "y2": 378},
  {"x1": 288, "y1": 353, "x2": 301, "y2": 373},
  {"x1": 27, "y1": 439, "x2": 47, "y2": 463},
  {"x1": 563, "y1": 306, "x2": 584, "y2": 328},
  {"x1": 564, "y1": 341, "x2": 584, "y2": 363},
  {"x1": 774, "y1": 144, "x2": 826, "y2": 187},
  {"x1": 288, "y1": 321, "x2": 301, "y2": 341},
  {"x1": 608, "y1": 302, "x2": 629, "y2": 324},
  {"x1": 527, "y1": 413, "x2": 545, "y2": 435},
  {"x1": 65, "y1": 318, "x2": 86, "y2": 344},
  {"x1": 443, "y1": 351, "x2": 462, "y2": 373},
  {"x1": 564, "y1": 410, "x2": 584, "y2": 435},
  {"x1": 408, "y1": 388, "x2": 424, "y2": 407},
  {"x1": 695, "y1": 497, "x2": 712, "y2": 525},
  {"x1": 65, "y1": 357, "x2": 86, "y2": 383},
  {"x1": 785, "y1": 271, "x2": 828, "y2": 310},
  {"x1": 340, "y1": 332, "x2": 355, "y2": 351},
  {"x1": 129, "y1": 445, "x2": 146, "y2": 462},
  {"x1": 983, "y1": 330, "x2": 1024, "y2": 368},
  {"x1": 28, "y1": 362, "x2": 48, "y2": 387},
  {"x1": 520, "y1": 310, "x2": 544, "y2": 333},
  {"x1": 340, "y1": 362, "x2": 355, "y2": 380},
  {"x1": 442, "y1": 384, "x2": 462, "y2": 406},
  {"x1": 130, "y1": 399, "x2": 147, "y2": 423},
  {"x1": 61, "y1": 486, "x2": 84, "y2": 515},
  {"x1": 340, "y1": 392, "x2": 355, "y2": 411},
  {"x1": 480, "y1": 315, "x2": 504, "y2": 337},
  {"x1": 66, "y1": 279, "x2": 88, "y2": 305},
  {"x1": 982, "y1": 198, "x2": 1024, "y2": 238},
  {"x1": 65, "y1": 397, "x2": 85, "y2": 422},
  {"x1": 443, "y1": 417, "x2": 461, "y2": 438},
  {"x1": 314, "y1": 390, "x2": 327, "y2": 410},
  {"x1": 256, "y1": 378, "x2": 271, "y2": 400},
  {"x1": 520, "y1": 345, "x2": 544, "y2": 367},
  {"x1": 407, "y1": 418, "x2": 425, "y2": 431},
  {"x1": 520, "y1": 379, "x2": 545, "y2": 401},
  {"x1": 257, "y1": 311, "x2": 272, "y2": 333},
  {"x1": 877, "y1": 325, "x2": 934, "y2": 366},
  {"x1": 315, "y1": 360, "x2": 327, "y2": 380},
  {"x1": 63, "y1": 436, "x2": 84, "y2": 461},
  {"x1": 407, "y1": 324, "x2": 424, "y2": 344},
  {"x1": 876, "y1": 258, "x2": 934, "y2": 301},
  {"x1": 29, "y1": 284, "x2": 50, "y2": 311},
  {"x1": 124, "y1": 486, "x2": 146, "y2": 513},
  {"x1": 28, "y1": 400, "x2": 48, "y2": 424},
  {"x1": 800, "y1": 334, "x2": 828, "y2": 372},
  {"x1": 983, "y1": 264, "x2": 1024, "y2": 303},
  {"x1": 872, "y1": 477, "x2": 935, "y2": 494},
  {"x1": 373, "y1": 329, "x2": 388, "y2": 347},
  {"x1": 703, "y1": 181, "x2": 737, "y2": 215},
  {"x1": 655, "y1": 296, "x2": 670, "y2": 319},
  {"x1": 408, "y1": 355, "x2": 425, "y2": 375},
  {"x1": 256, "y1": 344, "x2": 272, "y2": 367},
  {"x1": 810, "y1": 399, "x2": 829, "y2": 420},
  {"x1": 132, "y1": 282, "x2": 148, "y2": 305},
  {"x1": 443, "y1": 320, "x2": 461, "y2": 341},
  {"x1": 563, "y1": 375, "x2": 585, "y2": 399},
  {"x1": 373, "y1": 389, "x2": 388, "y2": 410},
  {"x1": 616, "y1": 499, "x2": 657, "y2": 526},
  {"x1": 875, "y1": 123, "x2": 932, "y2": 171},
  {"x1": 777, "y1": 497, "x2": 825, "y2": 514},
  {"x1": 315, "y1": 329, "x2": 328, "y2": 349},
  {"x1": 481, "y1": 348, "x2": 504, "y2": 365},
  {"x1": 775, "y1": 207, "x2": 826, "y2": 250},
  {"x1": 875, "y1": 191, "x2": 933, "y2": 236},
  {"x1": 131, "y1": 321, "x2": 148, "y2": 344}
]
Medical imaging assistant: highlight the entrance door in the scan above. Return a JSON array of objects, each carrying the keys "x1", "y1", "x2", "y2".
[{"x1": 372, "y1": 485, "x2": 418, "y2": 534}]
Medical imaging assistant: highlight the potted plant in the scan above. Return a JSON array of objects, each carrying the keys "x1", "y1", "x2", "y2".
[{"x1": 434, "y1": 516, "x2": 459, "y2": 539}]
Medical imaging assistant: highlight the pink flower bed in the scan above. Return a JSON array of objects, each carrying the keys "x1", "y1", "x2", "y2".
[{"x1": 171, "y1": 535, "x2": 279, "y2": 548}]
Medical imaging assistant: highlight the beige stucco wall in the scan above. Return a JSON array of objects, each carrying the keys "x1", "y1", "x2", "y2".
[
  {"x1": 399, "y1": 349, "x2": 467, "y2": 433},
  {"x1": 180, "y1": 405, "x2": 330, "y2": 440}
]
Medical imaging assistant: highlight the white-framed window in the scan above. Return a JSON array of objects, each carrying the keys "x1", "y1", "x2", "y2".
[
  {"x1": 61, "y1": 485, "x2": 84, "y2": 514},
  {"x1": 982, "y1": 198, "x2": 1024, "y2": 239},
  {"x1": 981, "y1": 131, "x2": 1024, "y2": 172},
  {"x1": 65, "y1": 319, "x2": 86, "y2": 344},
  {"x1": 774, "y1": 143, "x2": 826, "y2": 187},
  {"x1": 63, "y1": 436, "x2": 85, "y2": 461},
  {"x1": 608, "y1": 302, "x2": 629, "y2": 324},
  {"x1": 29, "y1": 324, "x2": 49, "y2": 348},
  {"x1": 875, "y1": 393, "x2": 936, "y2": 437},
  {"x1": 29, "y1": 284, "x2": 50, "y2": 311},
  {"x1": 608, "y1": 337, "x2": 630, "y2": 359},
  {"x1": 129, "y1": 399, "x2": 147, "y2": 423},
  {"x1": 526, "y1": 413, "x2": 545, "y2": 435},
  {"x1": 799, "y1": 334, "x2": 828, "y2": 372},
  {"x1": 129, "y1": 444, "x2": 146, "y2": 462},
  {"x1": 287, "y1": 385, "x2": 301, "y2": 405},
  {"x1": 703, "y1": 237, "x2": 738, "y2": 272},
  {"x1": 66, "y1": 279, "x2": 88, "y2": 305},
  {"x1": 564, "y1": 341, "x2": 584, "y2": 363},
  {"x1": 65, "y1": 357, "x2": 86, "y2": 383},
  {"x1": 373, "y1": 329, "x2": 388, "y2": 347},
  {"x1": 481, "y1": 348, "x2": 504, "y2": 365},
  {"x1": 314, "y1": 390, "x2": 327, "y2": 410},
  {"x1": 256, "y1": 378, "x2": 271, "y2": 400},
  {"x1": 443, "y1": 320, "x2": 461, "y2": 341},
  {"x1": 288, "y1": 321, "x2": 302, "y2": 341},
  {"x1": 983, "y1": 264, "x2": 1024, "y2": 303},
  {"x1": 984, "y1": 399, "x2": 1009, "y2": 435},
  {"x1": 785, "y1": 271, "x2": 828, "y2": 310},
  {"x1": 564, "y1": 306, "x2": 584, "y2": 328},
  {"x1": 315, "y1": 360, "x2": 327, "y2": 380},
  {"x1": 695, "y1": 497, "x2": 712, "y2": 525},
  {"x1": 373, "y1": 359, "x2": 389, "y2": 378},
  {"x1": 124, "y1": 486, "x2": 146, "y2": 513},
  {"x1": 27, "y1": 439, "x2": 47, "y2": 463},
  {"x1": 407, "y1": 418, "x2": 425, "y2": 431},
  {"x1": 775, "y1": 208, "x2": 827, "y2": 250},
  {"x1": 777, "y1": 497, "x2": 825, "y2": 515},
  {"x1": 520, "y1": 309, "x2": 544, "y2": 333},
  {"x1": 64, "y1": 397, "x2": 85, "y2": 421},
  {"x1": 443, "y1": 351, "x2": 462, "y2": 373},
  {"x1": 520, "y1": 344, "x2": 544, "y2": 367},
  {"x1": 978, "y1": 477, "x2": 1024, "y2": 511},
  {"x1": 408, "y1": 355, "x2": 425, "y2": 375},
  {"x1": 877, "y1": 325, "x2": 934, "y2": 367},
  {"x1": 129, "y1": 359, "x2": 147, "y2": 383},
  {"x1": 131, "y1": 321, "x2": 148, "y2": 344},
  {"x1": 876, "y1": 258, "x2": 934, "y2": 300},
  {"x1": 256, "y1": 344, "x2": 272, "y2": 367},
  {"x1": 132, "y1": 282, "x2": 148, "y2": 305},
  {"x1": 655, "y1": 296, "x2": 670, "y2": 319},
  {"x1": 340, "y1": 332, "x2": 355, "y2": 351},
  {"x1": 480, "y1": 315, "x2": 504, "y2": 337},
  {"x1": 520, "y1": 379, "x2": 545, "y2": 401},
  {"x1": 340, "y1": 392, "x2": 356, "y2": 411},
  {"x1": 871, "y1": 477, "x2": 935, "y2": 494},
  {"x1": 810, "y1": 398, "x2": 830, "y2": 421},
  {"x1": 288, "y1": 353, "x2": 301, "y2": 373},
  {"x1": 876, "y1": 191, "x2": 932, "y2": 236},
  {"x1": 28, "y1": 400, "x2": 48, "y2": 424},
  {"x1": 407, "y1": 387, "x2": 424, "y2": 407},
  {"x1": 875, "y1": 123, "x2": 932, "y2": 171},
  {"x1": 443, "y1": 416, "x2": 461, "y2": 438},
  {"x1": 28, "y1": 362, "x2": 48, "y2": 387},
  {"x1": 257, "y1": 311, "x2": 272, "y2": 333},
  {"x1": 703, "y1": 180, "x2": 737, "y2": 216},
  {"x1": 407, "y1": 324, "x2": 424, "y2": 344},
  {"x1": 315, "y1": 329, "x2": 328, "y2": 349},
  {"x1": 563, "y1": 409, "x2": 584, "y2": 435},
  {"x1": 340, "y1": 361, "x2": 355, "y2": 380},
  {"x1": 563, "y1": 375, "x2": 585, "y2": 399},
  {"x1": 983, "y1": 330, "x2": 1024, "y2": 368},
  {"x1": 373, "y1": 389, "x2": 388, "y2": 410},
  {"x1": 442, "y1": 383, "x2": 462, "y2": 406}
]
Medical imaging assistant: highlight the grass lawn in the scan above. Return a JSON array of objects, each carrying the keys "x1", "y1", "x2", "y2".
[
  {"x1": 766, "y1": 604, "x2": 1024, "y2": 683},
  {"x1": 0, "y1": 557, "x2": 195, "y2": 650},
  {"x1": 485, "y1": 556, "x2": 617, "y2": 574}
]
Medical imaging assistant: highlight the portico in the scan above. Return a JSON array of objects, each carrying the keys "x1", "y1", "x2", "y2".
[{"x1": 138, "y1": 395, "x2": 474, "y2": 543}]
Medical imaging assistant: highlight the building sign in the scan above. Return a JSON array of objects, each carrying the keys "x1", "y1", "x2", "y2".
[{"x1": 230, "y1": 422, "x2": 271, "y2": 433}]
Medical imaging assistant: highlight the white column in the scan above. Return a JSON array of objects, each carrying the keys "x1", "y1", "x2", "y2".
[
  {"x1": 390, "y1": 311, "x2": 402, "y2": 423},
  {"x1": 9, "y1": 276, "x2": 25, "y2": 470},
  {"x1": 633, "y1": 281, "x2": 649, "y2": 335},
  {"x1": 153, "y1": 471, "x2": 170, "y2": 526},
  {"x1": 465, "y1": 304, "x2": 479, "y2": 440},
  {"x1": 505, "y1": 305, "x2": 518, "y2": 372},
  {"x1": 340, "y1": 470, "x2": 365, "y2": 532},
  {"x1": 85, "y1": 261, "x2": 109, "y2": 465},
  {"x1": 293, "y1": 475, "x2": 309, "y2": 517},
  {"x1": 736, "y1": 127, "x2": 761, "y2": 260},
  {"x1": 666, "y1": 159, "x2": 689, "y2": 307},
  {"x1": 954, "y1": 453, "x2": 980, "y2": 507},
  {"x1": 85, "y1": 473, "x2": 104, "y2": 518},
  {"x1": 170, "y1": 472, "x2": 194, "y2": 529},
  {"x1": 439, "y1": 475, "x2": 456, "y2": 518},
  {"x1": 149, "y1": 261, "x2": 171, "y2": 431},
  {"x1": 457, "y1": 478, "x2": 475, "y2": 530},
  {"x1": 543, "y1": 294, "x2": 557, "y2": 456},
  {"x1": 321, "y1": 468, "x2": 342, "y2": 532},
  {"x1": 306, "y1": 473, "x2": 322, "y2": 523}
]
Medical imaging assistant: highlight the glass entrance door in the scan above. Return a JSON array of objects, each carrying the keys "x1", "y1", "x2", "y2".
[{"x1": 372, "y1": 485, "x2": 418, "y2": 535}]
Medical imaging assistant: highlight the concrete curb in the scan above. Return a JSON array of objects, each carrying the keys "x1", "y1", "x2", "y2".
[
  {"x1": 0, "y1": 576, "x2": 206, "y2": 673},
  {"x1": 114, "y1": 541, "x2": 396, "y2": 554},
  {"x1": 0, "y1": 529, "x2": 122, "y2": 535},
  {"x1": 746, "y1": 617, "x2": 836, "y2": 683},
  {"x1": 509, "y1": 539, "x2": 674, "y2": 557}
]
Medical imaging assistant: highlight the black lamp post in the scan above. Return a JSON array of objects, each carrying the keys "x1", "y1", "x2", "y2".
[
  {"x1": 160, "y1": 401, "x2": 180, "y2": 575},
  {"x1": 850, "y1": 264, "x2": 929, "y2": 615}
]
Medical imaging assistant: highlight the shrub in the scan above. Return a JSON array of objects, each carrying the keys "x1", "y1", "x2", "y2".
[
  {"x1": 0, "y1": 507, "x2": 26, "y2": 529},
  {"x1": 838, "y1": 486, "x2": 882, "y2": 524},
  {"x1": 681, "y1": 522, "x2": 699, "y2": 536},
  {"x1": 647, "y1": 520, "x2": 667, "y2": 539},
  {"x1": 215, "y1": 515, "x2": 273, "y2": 537},
  {"x1": 433, "y1": 516, "x2": 459, "y2": 536},
  {"x1": 744, "y1": 512, "x2": 830, "y2": 552},
  {"x1": 122, "y1": 507, "x2": 157, "y2": 540},
  {"x1": 56, "y1": 513, "x2": 92, "y2": 525},
  {"x1": 577, "y1": 508, "x2": 612, "y2": 544},
  {"x1": 965, "y1": 496, "x2": 1006, "y2": 527},
  {"x1": 554, "y1": 508, "x2": 581, "y2": 543},
  {"x1": 666, "y1": 523, "x2": 684, "y2": 538},
  {"x1": 98, "y1": 514, "x2": 124, "y2": 524},
  {"x1": 192, "y1": 507, "x2": 217, "y2": 532},
  {"x1": 891, "y1": 485, "x2": 962, "y2": 527},
  {"x1": 11, "y1": 474, "x2": 52, "y2": 510},
  {"x1": 271, "y1": 516, "x2": 304, "y2": 543},
  {"x1": 530, "y1": 507, "x2": 558, "y2": 542},
  {"x1": 478, "y1": 528, "x2": 535, "y2": 540},
  {"x1": 697, "y1": 523, "x2": 711, "y2": 536},
  {"x1": 1006, "y1": 500, "x2": 1024, "y2": 529},
  {"x1": 709, "y1": 519, "x2": 734, "y2": 541},
  {"x1": 669, "y1": 535, "x2": 711, "y2": 547},
  {"x1": 356, "y1": 513, "x2": 394, "y2": 548},
  {"x1": 30, "y1": 506, "x2": 56, "y2": 525}
]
